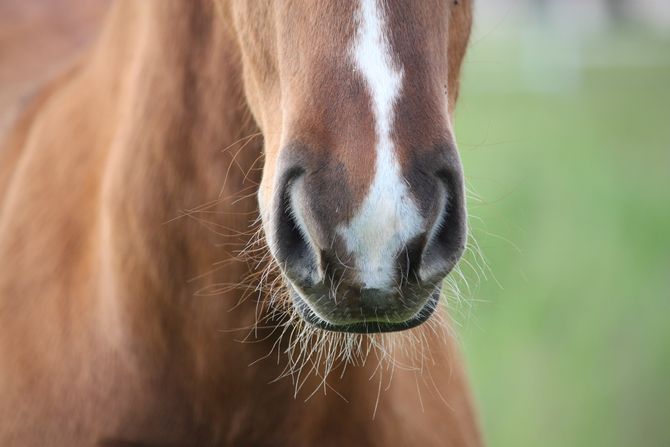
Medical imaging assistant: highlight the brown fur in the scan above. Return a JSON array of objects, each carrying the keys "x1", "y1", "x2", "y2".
[{"x1": 0, "y1": 1, "x2": 481, "y2": 446}]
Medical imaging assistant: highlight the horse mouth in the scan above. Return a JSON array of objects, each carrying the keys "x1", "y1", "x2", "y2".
[{"x1": 286, "y1": 283, "x2": 441, "y2": 334}]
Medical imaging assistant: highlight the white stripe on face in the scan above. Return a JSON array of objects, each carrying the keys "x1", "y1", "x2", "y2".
[{"x1": 338, "y1": 0, "x2": 424, "y2": 290}]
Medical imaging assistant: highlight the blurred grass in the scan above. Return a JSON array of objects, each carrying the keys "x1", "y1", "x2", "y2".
[{"x1": 452, "y1": 26, "x2": 670, "y2": 447}]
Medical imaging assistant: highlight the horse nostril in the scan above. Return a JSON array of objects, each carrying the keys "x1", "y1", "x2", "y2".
[
  {"x1": 274, "y1": 170, "x2": 320, "y2": 287},
  {"x1": 397, "y1": 234, "x2": 427, "y2": 284},
  {"x1": 419, "y1": 168, "x2": 467, "y2": 282}
]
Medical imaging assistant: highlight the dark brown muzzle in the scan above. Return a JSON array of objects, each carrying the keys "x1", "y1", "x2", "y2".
[{"x1": 268, "y1": 143, "x2": 467, "y2": 333}]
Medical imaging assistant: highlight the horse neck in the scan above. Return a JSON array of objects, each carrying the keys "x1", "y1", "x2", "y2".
[{"x1": 96, "y1": 1, "x2": 265, "y2": 357}]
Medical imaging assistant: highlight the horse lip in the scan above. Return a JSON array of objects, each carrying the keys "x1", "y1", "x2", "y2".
[{"x1": 286, "y1": 282, "x2": 441, "y2": 334}]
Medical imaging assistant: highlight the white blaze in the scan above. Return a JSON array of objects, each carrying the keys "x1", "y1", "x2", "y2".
[{"x1": 338, "y1": 0, "x2": 424, "y2": 289}]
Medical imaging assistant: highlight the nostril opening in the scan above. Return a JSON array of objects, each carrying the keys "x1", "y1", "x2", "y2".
[
  {"x1": 420, "y1": 169, "x2": 467, "y2": 281},
  {"x1": 274, "y1": 171, "x2": 319, "y2": 285},
  {"x1": 435, "y1": 171, "x2": 466, "y2": 252},
  {"x1": 397, "y1": 235, "x2": 426, "y2": 284}
]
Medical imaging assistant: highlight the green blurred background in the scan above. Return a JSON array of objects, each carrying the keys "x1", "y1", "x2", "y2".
[{"x1": 451, "y1": 1, "x2": 670, "y2": 446}]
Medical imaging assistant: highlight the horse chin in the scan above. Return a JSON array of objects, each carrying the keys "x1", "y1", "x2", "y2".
[{"x1": 286, "y1": 284, "x2": 441, "y2": 334}]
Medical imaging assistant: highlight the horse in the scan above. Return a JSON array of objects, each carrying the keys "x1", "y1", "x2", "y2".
[{"x1": 0, "y1": 1, "x2": 481, "y2": 445}]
